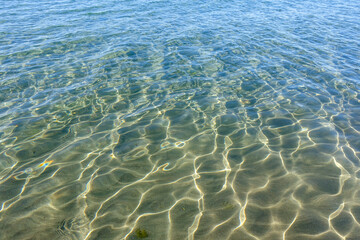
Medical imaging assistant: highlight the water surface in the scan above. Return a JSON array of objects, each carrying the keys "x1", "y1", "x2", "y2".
[{"x1": 1, "y1": 0, "x2": 360, "y2": 239}]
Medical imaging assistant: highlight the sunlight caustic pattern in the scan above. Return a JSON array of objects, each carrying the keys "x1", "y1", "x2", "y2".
[{"x1": 0, "y1": 0, "x2": 360, "y2": 239}]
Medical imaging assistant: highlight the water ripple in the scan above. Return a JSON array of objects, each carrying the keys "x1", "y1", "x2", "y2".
[{"x1": 0, "y1": 0, "x2": 360, "y2": 239}]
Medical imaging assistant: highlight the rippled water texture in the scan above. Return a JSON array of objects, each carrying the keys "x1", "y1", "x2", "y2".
[{"x1": 1, "y1": 0, "x2": 360, "y2": 239}]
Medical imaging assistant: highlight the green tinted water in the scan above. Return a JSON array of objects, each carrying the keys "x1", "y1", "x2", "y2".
[{"x1": 1, "y1": 0, "x2": 360, "y2": 239}]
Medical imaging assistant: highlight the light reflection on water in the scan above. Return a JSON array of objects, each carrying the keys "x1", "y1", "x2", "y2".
[{"x1": 0, "y1": 0, "x2": 360, "y2": 239}]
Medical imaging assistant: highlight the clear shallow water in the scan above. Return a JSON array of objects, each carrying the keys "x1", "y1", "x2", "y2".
[{"x1": 1, "y1": 0, "x2": 360, "y2": 239}]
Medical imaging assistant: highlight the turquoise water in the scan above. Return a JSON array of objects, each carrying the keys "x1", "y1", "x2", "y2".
[{"x1": 1, "y1": 0, "x2": 360, "y2": 239}]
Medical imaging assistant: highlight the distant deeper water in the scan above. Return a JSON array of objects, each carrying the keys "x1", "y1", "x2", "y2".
[{"x1": 1, "y1": 0, "x2": 360, "y2": 239}]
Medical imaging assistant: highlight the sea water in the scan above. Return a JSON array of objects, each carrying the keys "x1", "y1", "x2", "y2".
[{"x1": 0, "y1": 0, "x2": 360, "y2": 239}]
